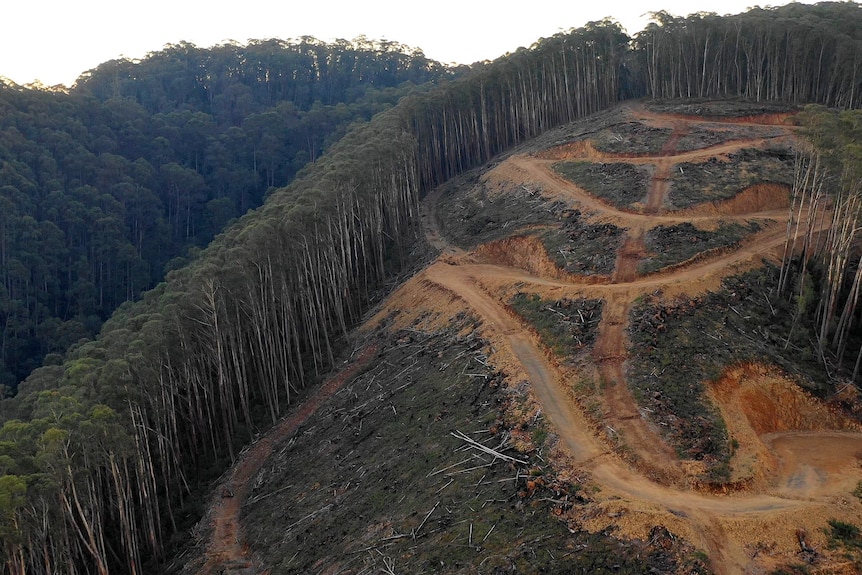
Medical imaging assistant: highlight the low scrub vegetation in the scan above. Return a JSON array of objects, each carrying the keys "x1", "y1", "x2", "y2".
[
  {"x1": 436, "y1": 171, "x2": 566, "y2": 248},
  {"x1": 239, "y1": 317, "x2": 683, "y2": 573},
  {"x1": 510, "y1": 294, "x2": 603, "y2": 357},
  {"x1": 827, "y1": 519, "x2": 862, "y2": 550},
  {"x1": 553, "y1": 161, "x2": 651, "y2": 209},
  {"x1": 669, "y1": 147, "x2": 794, "y2": 209},
  {"x1": 639, "y1": 221, "x2": 761, "y2": 274},
  {"x1": 646, "y1": 98, "x2": 799, "y2": 118},
  {"x1": 676, "y1": 124, "x2": 785, "y2": 152},
  {"x1": 592, "y1": 123, "x2": 672, "y2": 155},
  {"x1": 627, "y1": 265, "x2": 831, "y2": 482},
  {"x1": 540, "y1": 209, "x2": 625, "y2": 276}
]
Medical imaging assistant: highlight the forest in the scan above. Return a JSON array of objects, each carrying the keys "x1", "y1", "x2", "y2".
[
  {"x1": 0, "y1": 37, "x2": 455, "y2": 392},
  {"x1": 2, "y1": 2, "x2": 862, "y2": 573}
]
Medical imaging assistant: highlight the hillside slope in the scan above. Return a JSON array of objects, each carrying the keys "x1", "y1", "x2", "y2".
[
  {"x1": 191, "y1": 101, "x2": 862, "y2": 575},
  {"x1": 10, "y1": 6, "x2": 862, "y2": 573}
]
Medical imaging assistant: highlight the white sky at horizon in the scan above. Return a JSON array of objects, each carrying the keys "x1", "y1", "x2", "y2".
[{"x1": 1, "y1": 0, "x2": 838, "y2": 88}]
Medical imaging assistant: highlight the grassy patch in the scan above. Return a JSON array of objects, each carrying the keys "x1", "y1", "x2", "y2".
[
  {"x1": 592, "y1": 122, "x2": 672, "y2": 155},
  {"x1": 241, "y1": 317, "x2": 682, "y2": 573},
  {"x1": 825, "y1": 519, "x2": 862, "y2": 570},
  {"x1": 827, "y1": 520, "x2": 862, "y2": 547},
  {"x1": 668, "y1": 146, "x2": 794, "y2": 209},
  {"x1": 553, "y1": 161, "x2": 651, "y2": 209},
  {"x1": 639, "y1": 221, "x2": 761, "y2": 274},
  {"x1": 539, "y1": 209, "x2": 624, "y2": 276},
  {"x1": 510, "y1": 293, "x2": 603, "y2": 357},
  {"x1": 769, "y1": 565, "x2": 811, "y2": 575}
]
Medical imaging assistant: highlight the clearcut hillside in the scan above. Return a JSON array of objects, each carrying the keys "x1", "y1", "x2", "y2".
[{"x1": 186, "y1": 100, "x2": 862, "y2": 575}]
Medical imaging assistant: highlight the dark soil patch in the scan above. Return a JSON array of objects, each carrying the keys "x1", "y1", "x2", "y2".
[
  {"x1": 241, "y1": 317, "x2": 688, "y2": 573},
  {"x1": 539, "y1": 209, "x2": 625, "y2": 276},
  {"x1": 592, "y1": 122, "x2": 672, "y2": 155},
  {"x1": 668, "y1": 146, "x2": 795, "y2": 209},
  {"x1": 646, "y1": 98, "x2": 799, "y2": 118},
  {"x1": 436, "y1": 170, "x2": 566, "y2": 248},
  {"x1": 676, "y1": 124, "x2": 785, "y2": 152},
  {"x1": 639, "y1": 221, "x2": 761, "y2": 275},
  {"x1": 553, "y1": 161, "x2": 652, "y2": 209},
  {"x1": 510, "y1": 293, "x2": 603, "y2": 357}
]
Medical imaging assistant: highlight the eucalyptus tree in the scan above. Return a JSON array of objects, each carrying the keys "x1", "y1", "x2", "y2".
[
  {"x1": 9, "y1": 8, "x2": 862, "y2": 574},
  {"x1": 634, "y1": 2, "x2": 862, "y2": 106},
  {"x1": 781, "y1": 106, "x2": 862, "y2": 380}
]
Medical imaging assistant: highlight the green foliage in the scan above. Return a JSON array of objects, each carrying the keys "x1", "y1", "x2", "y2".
[
  {"x1": 77, "y1": 38, "x2": 452, "y2": 117},
  {"x1": 531, "y1": 426, "x2": 548, "y2": 447},
  {"x1": 799, "y1": 105, "x2": 862, "y2": 184},
  {"x1": 0, "y1": 39, "x2": 457, "y2": 392},
  {"x1": 826, "y1": 519, "x2": 862, "y2": 549},
  {"x1": 4, "y1": 3, "x2": 862, "y2": 571},
  {"x1": 0, "y1": 474, "x2": 26, "y2": 547},
  {"x1": 636, "y1": 3, "x2": 862, "y2": 107}
]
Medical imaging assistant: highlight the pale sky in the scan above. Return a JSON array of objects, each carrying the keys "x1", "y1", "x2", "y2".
[{"x1": 1, "y1": 0, "x2": 833, "y2": 88}]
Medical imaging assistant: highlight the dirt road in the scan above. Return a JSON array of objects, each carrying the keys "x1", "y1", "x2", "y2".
[
  {"x1": 418, "y1": 103, "x2": 862, "y2": 574},
  {"x1": 196, "y1": 102, "x2": 860, "y2": 575},
  {"x1": 424, "y1": 255, "x2": 812, "y2": 574},
  {"x1": 194, "y1": 345, "x2": 378, "y2": 575}
]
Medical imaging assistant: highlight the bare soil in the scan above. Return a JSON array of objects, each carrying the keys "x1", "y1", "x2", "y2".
[
  {"x1": 388, "y1": 101, "x2": 862, "y2": 574},
  {"x1": 193, "y1": 100, "x2": 862, "y2": 575}
]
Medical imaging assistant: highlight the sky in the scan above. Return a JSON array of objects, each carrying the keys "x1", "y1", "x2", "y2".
[{"x1": 1, "y1": 0, "x2": 834, "y2": 88}]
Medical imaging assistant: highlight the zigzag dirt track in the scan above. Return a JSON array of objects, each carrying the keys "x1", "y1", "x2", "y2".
[
  {"x1": 414, "y1": 102, "x2": 862, "y2": 574},
  {"x1": 196, "y1": 103, "x2": 862, "y2": 575}
]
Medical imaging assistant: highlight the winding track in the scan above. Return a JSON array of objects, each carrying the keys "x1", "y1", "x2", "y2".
[
  {"x1": 420, "y1": 104, "x2": 862, "y2": 574},
  {"x1": 194, "y1": 346, "x2": 378, "y2": 575},
  {"x1": 195, "y1": 103, "x2": 861, "y2": 575}
]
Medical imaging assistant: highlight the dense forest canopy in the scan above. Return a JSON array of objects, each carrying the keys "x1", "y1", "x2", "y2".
[
  {"x1": 0, "y1": 37, "x2": 457, "y2": 392},
  {"x1": 635, "y1": 1, "x2": 862, "y2": 105},
  {"x1": 3, "y1": 3, "x2": 862, "y2": 574}
]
